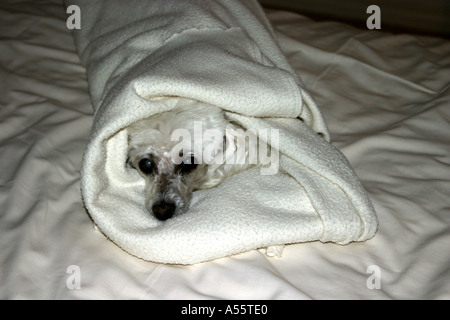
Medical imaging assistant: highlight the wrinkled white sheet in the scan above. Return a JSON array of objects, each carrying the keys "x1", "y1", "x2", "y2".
[{"x1": 0, "y1": 0, "x2": 449, "y2": 299}]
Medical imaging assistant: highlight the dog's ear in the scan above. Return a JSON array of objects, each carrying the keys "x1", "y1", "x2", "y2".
[
  {"x1": 223, "y1": 119, "x2": 260, "y2": 166},
  {"x1": 125, "y1": 141, "x2": 137, "y2": 169},
  {"x1": 125, "y1": 157, "x2": 135, "y2": 168},
  {"x1": 223, "y1": 121, "x2": 241, "y2": 164}
]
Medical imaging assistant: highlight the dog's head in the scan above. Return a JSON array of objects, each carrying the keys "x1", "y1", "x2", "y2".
[{"x1": 126, "y1": 102, "x2": 252, "y2": 221}]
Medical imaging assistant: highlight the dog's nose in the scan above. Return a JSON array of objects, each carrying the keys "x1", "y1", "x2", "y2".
[{"x1": 152, "y1": 201, "x2": 176, "y2": 221}]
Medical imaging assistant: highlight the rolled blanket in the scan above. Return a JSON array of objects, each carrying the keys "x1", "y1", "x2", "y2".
[{"x1": 68, "y1": 0, "x2": 377, "y2": 264}]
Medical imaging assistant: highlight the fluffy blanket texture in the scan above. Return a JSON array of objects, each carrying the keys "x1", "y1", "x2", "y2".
[{"x1": 68, "y1": 0, "x2": 377, "y2": 264}]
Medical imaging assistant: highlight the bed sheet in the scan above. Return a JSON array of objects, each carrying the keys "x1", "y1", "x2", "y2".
[{"x1": 0, "y1": 1, "x2": 448, "y2": 299}]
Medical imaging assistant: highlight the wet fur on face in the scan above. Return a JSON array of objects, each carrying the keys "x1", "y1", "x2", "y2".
[{"x1": 127, "y1": 101, "x2": 254, "y2": 221}]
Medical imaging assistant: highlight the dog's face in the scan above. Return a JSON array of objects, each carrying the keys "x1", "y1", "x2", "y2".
[{"x1": 127, "y1": 102, "x2": 249, "y2": 221}]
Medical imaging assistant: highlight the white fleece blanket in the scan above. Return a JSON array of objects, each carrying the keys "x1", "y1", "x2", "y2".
[{"x1": 68, "y1": 0, "x2": 377, "y2": 264}]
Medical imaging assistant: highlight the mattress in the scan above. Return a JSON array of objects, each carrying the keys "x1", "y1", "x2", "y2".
[{"x1": 0, "y1": 0, "x2": 449, "y2": 299}]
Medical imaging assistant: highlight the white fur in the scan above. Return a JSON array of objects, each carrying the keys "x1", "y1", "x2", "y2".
[{"x1": 127, "y1": 100, "x2": 255, "y2": 220}]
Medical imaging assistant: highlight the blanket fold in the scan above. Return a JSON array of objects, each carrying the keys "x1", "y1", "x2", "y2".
[{"x1": 68, "y1": 0, "x2": 377, "y2": 264}]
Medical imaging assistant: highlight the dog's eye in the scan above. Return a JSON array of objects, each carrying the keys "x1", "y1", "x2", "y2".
[
  {"x1": 138, "y1": 158, "x2": 153, "y2": 174},
  {"x1": 179, "y1": 156, "x2": 197, "y2": 175}
]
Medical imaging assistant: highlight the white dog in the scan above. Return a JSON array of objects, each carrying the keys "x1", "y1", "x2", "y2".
[{"x1": 127, "y1": 100, "x2": 259, "y2": 221}]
